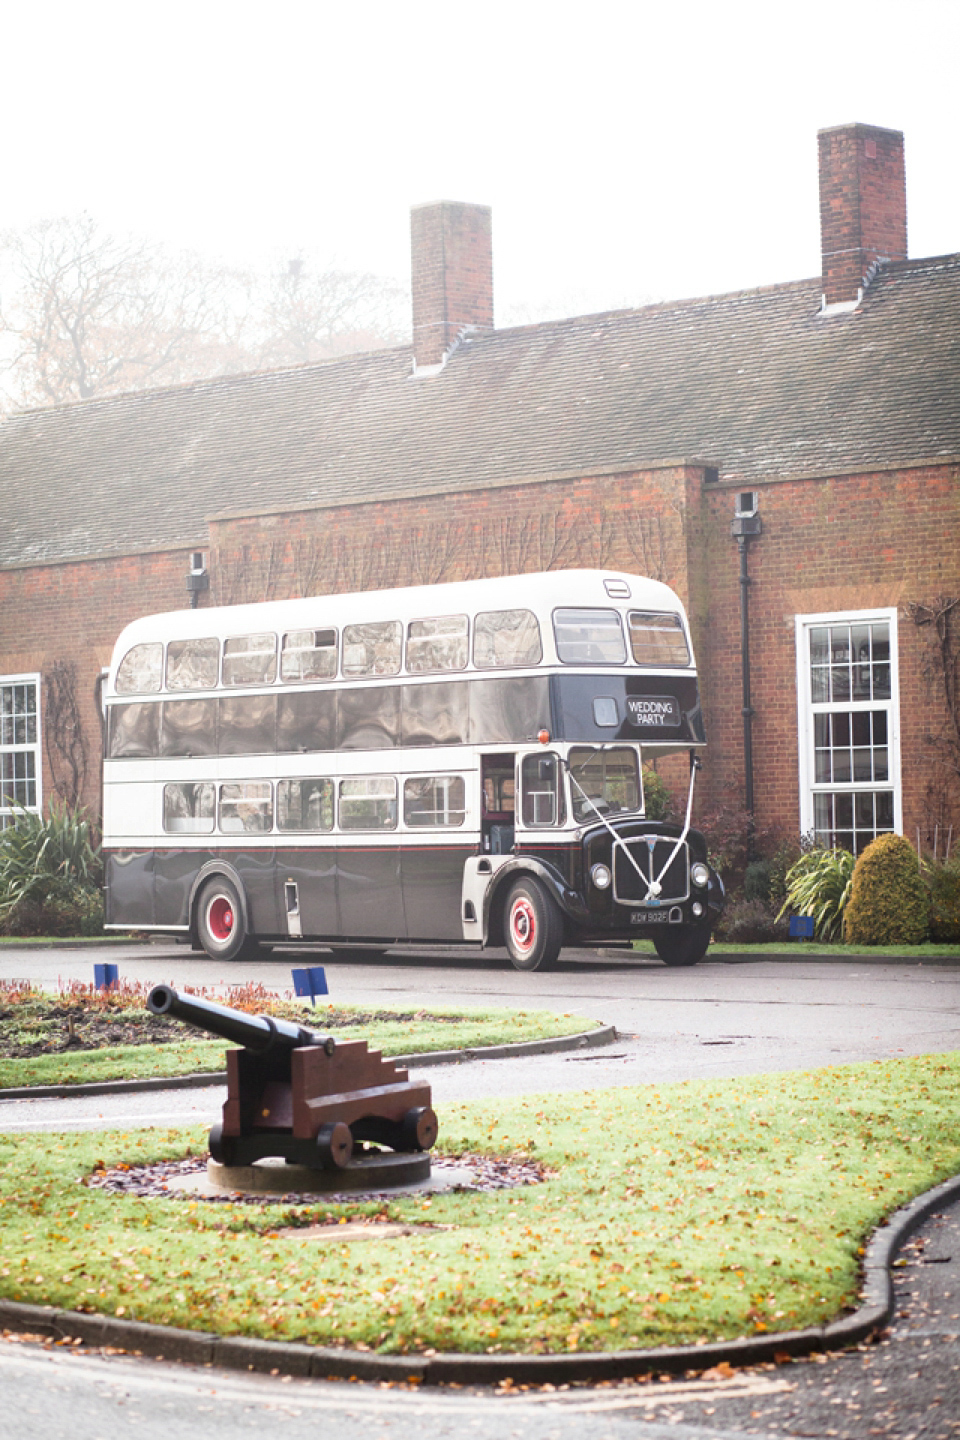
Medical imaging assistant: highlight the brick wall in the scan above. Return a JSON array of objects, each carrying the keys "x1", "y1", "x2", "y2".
[{"x1": 0, "y1": 548, "x2": 200, "y2": 820}]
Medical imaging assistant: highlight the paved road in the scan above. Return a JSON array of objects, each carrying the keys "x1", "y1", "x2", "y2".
[{"x1": 3, "y1": 942, "x2": 958, "y2": 1091}]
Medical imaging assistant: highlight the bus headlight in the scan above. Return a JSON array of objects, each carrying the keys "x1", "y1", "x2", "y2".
[
  {"x1": 591, "y1": 863, "x2": 612, "y2": 890},
  {"x1": 691, "y1": 862, "x2": 710, "y2": 888}
]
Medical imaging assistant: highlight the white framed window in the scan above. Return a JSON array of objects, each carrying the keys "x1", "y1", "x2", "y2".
[
  {"x1": 1, "y1": 674, "x2": 42, "y2": 829},
  {"x1": 795, "y1": 608, "x2": 901, "y2": 855}
]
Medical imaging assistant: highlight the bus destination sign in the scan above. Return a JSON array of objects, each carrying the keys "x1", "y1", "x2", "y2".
[{"x1": 625, "y1": 695, "x2": 681, "y2": 728}]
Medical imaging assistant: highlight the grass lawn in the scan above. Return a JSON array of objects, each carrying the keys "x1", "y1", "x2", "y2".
[
  {"x1": 633, "y1": 940, "x2": 960, "y2": 959},
  {"x1": 1, "y1": 1051, "x2": 957, "y2": 1354}
]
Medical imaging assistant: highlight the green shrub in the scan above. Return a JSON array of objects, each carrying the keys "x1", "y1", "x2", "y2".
[
  {"x1": 843, "y1": 834, "x2": 928, "y2": 946},
  {"x1": 641, "y1": 765, "x2": 674, "y2": 822},
  {"x1": 923, "y1": 855, "x2": 960, "y2": 942},
  {"x1": 743, "y1": 859, "x2": 771, "y2": 904},
  {"x1": 778, "y1": 847, "x2": 855, "y2": 942},
  {"x1": 0, "y1": 804, "x2": 103, "y2": 937}
]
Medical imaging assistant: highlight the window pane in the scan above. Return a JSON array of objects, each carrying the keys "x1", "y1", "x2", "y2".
[
  {"x1": 222, "y1": 633, "x2": 277, "y2": 687},
  {"x1": 0, "y1": 750, "x2": 36, "y2": 809},
  {"x1": 521, "y1": 752, "x2": 562, "y2": 826},
  {"x1": 569, "y1": 746, "x2": 640, "y2": 823},
  {"x1": 116, "y1": 643, "x2": 162, "y2": 694},
  {"x1": 218, "y1": 694, "x2": 278, "y2": 755},
  {"x1": 406, "y1": 616, "x2": 468, "y2": 673},
  {"x1": 277, "y1": 778, "x2": 334, "y2": 832},
  {"x1": 627, "y1": 611, "x2": 690, "y2": 667},
  {"x1": 160, "y1": 698, "x2": 217, "y2": 757},
  {"x1": 277, "y1": 690, "x2": 337, "y2": 752},
  {"x1": 166, "y1": 637, "x2": 219, "y2": 690},
  {"x1": 474, "y1": 609, "x2": 542, "y2": 668},
  {"x1": 830, "y1": 664, "x2": 850, "y2": 701},
  {"x1": 401, "y1": 682, "x2": 469, "y2": 747},
  {"x1": 403, "y1": 775, "x2": 466, "y2": 827},
  {"x1": 1, "y1": 683, "x2": 38, "y2": 747},
  {"x1": 281, "y1": 629, "x2": 337, "y2": 682},
  {"x1": 342, "y1": 621, "x2": 401, "y2": 676},
  {"x1": 339, "y1": 776, "x2": 397, "y2": 830},
  {"x1": 553, "y1": 608, "x2": 626, "y2": 665},
  {"x1": 809, "y1": 627, "x2": 829, "y2": 665},
  {"x1": 163, "y1": 782, "x2": 215, "y2": 834},
  {"x1": 108, "y1": 702, "x2": 161, "y2": 759},
  {"x1": 338, "y1": 686, "x2": 400, "y2": 749},
  {"x1": 219, "y1": 782, "x2": 273, "y2": 834},
  {"x1": 593, "y1": 697, "x2": 619, "y2": 727}
]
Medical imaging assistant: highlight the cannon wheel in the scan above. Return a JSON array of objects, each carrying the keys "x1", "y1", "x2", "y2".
[
  {"x1": 208, "y1": 1121, "x2": 237, "y2": 1167},
  {"x1": 316, "y1": 1121, "x2": 354, "y2": 1169},
  {"x1": 196, "y1": 875, "x2": 259, "y2": 962},
  {"x1": 401, "y1": 1106, "x2": 439, "y2": 1151},
  {"x1": 503, "y1": 876, "x2": 563, "y2": 972},
  {"x1": 652, "y1": 925, "x2": 711, "y2": 967}
]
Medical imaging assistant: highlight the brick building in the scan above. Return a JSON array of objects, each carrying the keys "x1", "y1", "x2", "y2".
[{"x1": 1, "y1": 122, "x2": 958, "y2": 858}]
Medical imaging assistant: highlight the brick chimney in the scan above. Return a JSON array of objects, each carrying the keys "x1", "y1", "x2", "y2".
[
  {"x1": 410, "y1": 201, "x2": 493, "y2": 370},
  {"x1": 818, "y1": 123, "x2": 907, "y2": 307}
]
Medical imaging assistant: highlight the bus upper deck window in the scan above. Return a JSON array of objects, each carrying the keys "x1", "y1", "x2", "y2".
[
  {"x1": 628, "y1": 611, "x2": 690, "y2": 667},
  {"x1": 553, "y1": 608, "x2": 626, "y2": 664},
  {"x1": 116, "y1": 642, "x2": 162, "y2": 694},
  {"x1": 474, "y1": 609, "x2": 542, "y2": 668},
  {"x1": 281, "y1": 629, "x2": 337, "y2": 682},
  {"x1": 342, "y1": 621, "x2": 402, "y2": 677},
  {"x1": 166, "y1": 637, "x2": 220, "y2": 690},
  {"x1": 223, "y1": 633, "x2": 278, "y2": 687},
  {"x1": 406, "y1": 616, "x2": 468, "y2": 672}
]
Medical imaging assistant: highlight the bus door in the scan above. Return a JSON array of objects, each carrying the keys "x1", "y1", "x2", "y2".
[
  {"x1": 481, "y1": 754, "x2": 515, "y2": 853},
  {"x1": 460, "y1": 755, "x2": 516, "y2": 942}
]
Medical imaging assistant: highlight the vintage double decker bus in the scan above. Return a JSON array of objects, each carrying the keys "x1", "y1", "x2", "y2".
[{"x1": 102, "y1": 569, "x2": 723, "y2": 969}]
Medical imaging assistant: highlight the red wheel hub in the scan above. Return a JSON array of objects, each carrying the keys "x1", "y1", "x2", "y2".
[
  {"x1": 207, "y1": 896, "x2": 234, "y2": 943},
  {"x1": 510, "y1": 896, "x2": 536, "y2": 954}
]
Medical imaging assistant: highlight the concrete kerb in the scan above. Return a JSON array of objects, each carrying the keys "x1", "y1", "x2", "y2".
[
  {"x1": 3, "y1": 1170, "x2": 959, "y2": 1386},
  {"x1": 0, "y1": 1022, "x2": 618, "y2": 1101}
]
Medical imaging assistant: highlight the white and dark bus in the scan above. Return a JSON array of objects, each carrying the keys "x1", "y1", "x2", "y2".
[{"x1": 102, "y1": 570, "x2": 724, "y2": 970}]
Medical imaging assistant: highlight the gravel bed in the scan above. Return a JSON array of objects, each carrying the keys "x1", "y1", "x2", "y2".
[{"x1": 83, "y1": 1152, "x2": 547, "y2": 1206}]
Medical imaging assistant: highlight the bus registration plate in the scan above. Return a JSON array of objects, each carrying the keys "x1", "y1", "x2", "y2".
[{"x1": 630, "y1": 910, "x2": 668, "y2": 924}]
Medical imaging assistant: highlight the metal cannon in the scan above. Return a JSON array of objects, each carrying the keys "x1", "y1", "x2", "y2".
[{"x1": 146, "y1": 984, "x2": 438, "y2": 1171}]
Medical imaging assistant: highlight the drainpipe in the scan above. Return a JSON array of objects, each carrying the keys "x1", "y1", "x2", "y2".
[{"x1": 731, "y1": 499, "x2": 762, "y2": 854}]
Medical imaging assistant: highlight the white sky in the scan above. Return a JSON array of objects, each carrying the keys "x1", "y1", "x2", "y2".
[{"x1": 3, "y1": 0, "x2": 958, "y2": 322}]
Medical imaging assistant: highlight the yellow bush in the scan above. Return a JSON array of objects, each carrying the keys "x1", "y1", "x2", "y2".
[{"x1": 843, "y1": 834, "x2": 928, "y2": 946}]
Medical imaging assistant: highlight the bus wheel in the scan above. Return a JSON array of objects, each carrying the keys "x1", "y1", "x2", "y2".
[
  {"x1": 652, "y1": 926, "x2": 711, "y2": 967},
  {"x1": 504, "y1": 877, "x2": 562, "y2": 972},
  {"x1": 196, "y1": 876, "x2": 258, "y2": 962}
]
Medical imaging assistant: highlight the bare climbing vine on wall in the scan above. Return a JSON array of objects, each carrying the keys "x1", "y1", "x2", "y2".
[
  {"x1": 904, "y1": 596, "x2": 960, "y2": 836},
  {"x1": 43, "y1": 660, "x2": 87, "y2": 809}
]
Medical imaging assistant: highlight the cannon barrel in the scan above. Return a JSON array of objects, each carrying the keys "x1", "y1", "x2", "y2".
[{"x1": 146, "y1": 984, "x2": 335, "y2": 1055}]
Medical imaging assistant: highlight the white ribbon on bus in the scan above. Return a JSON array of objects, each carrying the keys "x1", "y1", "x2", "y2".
[{"x1": 564, "y1": 754, "x2": 699, "y2": 906}]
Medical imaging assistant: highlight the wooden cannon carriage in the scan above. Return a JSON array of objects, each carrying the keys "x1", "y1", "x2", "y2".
[{"x1": 146, "y1": 984, "x2": 438, "y2": 1171}]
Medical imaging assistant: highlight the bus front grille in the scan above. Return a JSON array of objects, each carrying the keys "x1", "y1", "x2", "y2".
[{"x1": 612, "y1": 837, "x2": 690, "y2": 905}]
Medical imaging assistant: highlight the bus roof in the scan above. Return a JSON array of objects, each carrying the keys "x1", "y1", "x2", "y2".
[{"x1": 109, "y1": 569, "x2": 689, "y2": 658}]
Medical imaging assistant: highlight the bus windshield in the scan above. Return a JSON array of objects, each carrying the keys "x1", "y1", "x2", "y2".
[{"x1": 567, "y1": 746, "x2": 641, "y2": 823}]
